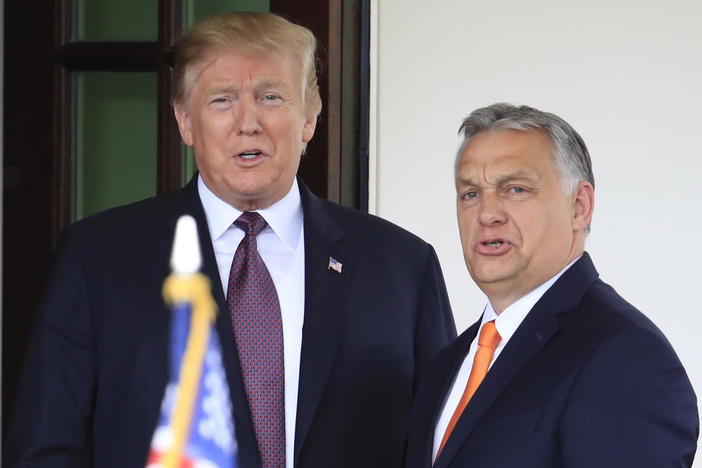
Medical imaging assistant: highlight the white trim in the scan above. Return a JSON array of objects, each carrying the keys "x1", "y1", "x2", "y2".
[{"x1": 367, "y1": 0, "x2": 379, "y2": 215}]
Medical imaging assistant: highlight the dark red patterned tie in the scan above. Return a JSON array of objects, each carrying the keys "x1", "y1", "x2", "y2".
[{"x1": 227, "y1": 212, "x2": 285, "y2": 467}]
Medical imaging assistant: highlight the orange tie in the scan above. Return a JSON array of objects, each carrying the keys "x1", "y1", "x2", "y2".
[{"x1": 436, "y1": 320, "x2": 501, "y2": 460}]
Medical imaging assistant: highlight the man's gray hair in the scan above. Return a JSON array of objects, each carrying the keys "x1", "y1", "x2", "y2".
[{"x1": 455, "y1": 103, "x2": 594, "y2": 195}]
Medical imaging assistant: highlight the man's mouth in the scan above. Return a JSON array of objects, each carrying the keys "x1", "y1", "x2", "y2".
[
  {"x1": 475, "y1": 238, "x2": 510, "y2": 255},
  {"x1": 239, "y1": 150, "x2": 262, "y2": 160},
  {"x1": 483, "y1": 240, "x2": 504, "y2": 247}
]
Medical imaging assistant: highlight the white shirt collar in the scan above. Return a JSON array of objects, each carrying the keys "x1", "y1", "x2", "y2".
[
  {"x1": 197, "y1": 175, "x2": 303, "y2": 251},
  {"x1": 482, "y1": 256, "x2": 582, "y2": 342}
]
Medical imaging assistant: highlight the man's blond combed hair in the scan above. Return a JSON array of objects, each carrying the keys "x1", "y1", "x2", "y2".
[{"x1": 173, "y1": 11, "x2": 322, "y2": 119}]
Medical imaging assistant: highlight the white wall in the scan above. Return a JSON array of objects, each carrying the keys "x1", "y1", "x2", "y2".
[{"x1": 373, "y1": 0, "x2": 702, "y2": 458}]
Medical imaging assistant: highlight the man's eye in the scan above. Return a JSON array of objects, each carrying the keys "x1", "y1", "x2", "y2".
[
  {"x1": 509, "y1": 186, "x2": 526, "y2": 194},
  {"x1": 262, "y1": 94, "x2": 281, "y2": 102},
  {"x1": 463, "y1": 191, "x2": 478, "y2": 200}
]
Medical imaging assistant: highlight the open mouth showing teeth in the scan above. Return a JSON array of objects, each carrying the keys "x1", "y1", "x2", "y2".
[
  {"x1": 240, "y1": 151, "x2": 262, "y2": 159},
  {"x1": 484, "y1": 240, "x2": 503, "y2": 247}
]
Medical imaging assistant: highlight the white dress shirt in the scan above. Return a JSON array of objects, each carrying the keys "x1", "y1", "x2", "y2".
[
  {"x1": 432, "y1": 257, "x2": 580, "y2": 462},
  {"x1": 198, "y1": 176, "x2": 305, "y2": 468}
]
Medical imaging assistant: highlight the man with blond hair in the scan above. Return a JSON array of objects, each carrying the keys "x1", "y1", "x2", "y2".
[{"x1": 7, "y1": 12, "x2": 455, "y2": 468}]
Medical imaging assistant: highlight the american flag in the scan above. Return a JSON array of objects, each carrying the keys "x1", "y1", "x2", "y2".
[
  {"x1": 328, "y1": 257, "x2": 343, "y2": 273},
  {"x1": 146, "y1": 299, "x2": 236, "y2": 468},
  {"x1": 146, "y1": 215, "x2": 237, "y2": 468}
]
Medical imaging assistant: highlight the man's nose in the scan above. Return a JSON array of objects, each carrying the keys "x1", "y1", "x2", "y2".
[
  {"x1": 478, "y1": 192, "x2": 507, "y2": 226},
  {"x1": 236, "y1": 96, "x2": 262, "y2": 135}
]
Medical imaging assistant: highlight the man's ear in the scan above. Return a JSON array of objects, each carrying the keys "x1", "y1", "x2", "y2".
[
  {"x1": 173, "y1": 101, "x2": 193, "y2": 147},
  {"x1": 302, "y1": 113, "x2": 318, "y2": 143},
  {"x1": 572, "y1": 181, "x2": 594, "y2": 232}
]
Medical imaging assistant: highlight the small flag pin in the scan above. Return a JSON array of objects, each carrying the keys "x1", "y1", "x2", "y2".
[{"x1": 328, "y1": 257, "x2": 343, "y2": 273}]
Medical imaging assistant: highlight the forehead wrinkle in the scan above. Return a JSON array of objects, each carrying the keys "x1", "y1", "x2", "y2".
[{"x1": 457, "y1": 159, "x2": 542, "y2": 189}]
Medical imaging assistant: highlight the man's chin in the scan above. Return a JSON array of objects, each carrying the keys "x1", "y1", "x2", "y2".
[
  {"x1": 468, "y1": 266, "x2": 518, "y2": 292},
  {"x1": 467, "y1": 258, "x2": 516, "y2": 281},
  {"x1": 473, "y1": 274, "x2": 512, "y2": 288}
]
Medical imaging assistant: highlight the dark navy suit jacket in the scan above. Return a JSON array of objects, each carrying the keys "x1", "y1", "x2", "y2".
[
  {"x1": 6, "y1": 176, "x2": 457, "y2": 468},
  {"x1": 406, "y1": 253, "x2": 698, "y2": 468}
]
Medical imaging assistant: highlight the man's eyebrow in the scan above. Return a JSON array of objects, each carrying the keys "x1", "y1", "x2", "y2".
[
  {"x1": 257, "y1": 78, "x2": 286, "y2": 88},
  {"x1": 456, "y1": 170, "x2": 540, "y2": 187},
  {"x1": 205, "y1": 84, "x2": 240, "y2": 96},
  {"x1": 493, "y1": 170, "x2": 540, "y2": 184},
  {"x1": 254, "y1": 78, "x2": 292, "y2": 95},
  {"x1": 456, "y1": 176, "x2": 477, "y2": 187}
]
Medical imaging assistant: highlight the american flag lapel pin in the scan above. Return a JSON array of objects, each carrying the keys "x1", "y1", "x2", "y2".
[{"x1": 328, "y1": 256, "x2": 343, "y2": 273}]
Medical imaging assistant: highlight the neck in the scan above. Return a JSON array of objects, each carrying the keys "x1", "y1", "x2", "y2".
[{"x1": 487, "y1": 247, "x2": 584, "y2": 315}]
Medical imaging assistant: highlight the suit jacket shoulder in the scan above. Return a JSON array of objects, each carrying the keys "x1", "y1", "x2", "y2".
[
  {"x1": 5, "y1": 179, "x2": 215, "y2": 468},
  {"x1": 292, "y1": 182, "x2": 457, "y2": 467},
  {"x1": 300, "y1": 183, "x2": 435, "y2": 251}
]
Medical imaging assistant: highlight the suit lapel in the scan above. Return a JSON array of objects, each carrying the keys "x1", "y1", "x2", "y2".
[
  {"x1": 416, "y1": 322, "x2": 479, "y2": 466},
  {"x1": 434, "y1": 305, "x2": 559, "y2": 468},
  {"x1": 435, "y1": 254, "x2": 599, "y2": 468},
  {"x1": 431, "y1": 322, "x2": 479, "y2": 430},
  {"x1": 293, "y1": 181, "x2": 350, "y2": 462},
  {"x1": 154, "y1": 177, "x2": 259, "y2": 455}
]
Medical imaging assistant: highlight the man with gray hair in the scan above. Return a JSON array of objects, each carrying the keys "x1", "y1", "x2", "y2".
[{"x1": 405, "y1": 103, "x2": 698, "y2": 467}]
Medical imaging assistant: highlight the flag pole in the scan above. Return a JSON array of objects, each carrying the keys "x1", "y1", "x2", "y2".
[{"x1": 160, "y1": 216, "x2": 217, "y2": 468}]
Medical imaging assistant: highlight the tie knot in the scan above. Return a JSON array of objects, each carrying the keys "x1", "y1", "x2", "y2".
[
  {"x1": 478, "y1": 320, "x2": 501, "y2": 350},
  {"x1": 235, "y1": 211, "x2": 268, "y2": 237}
]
